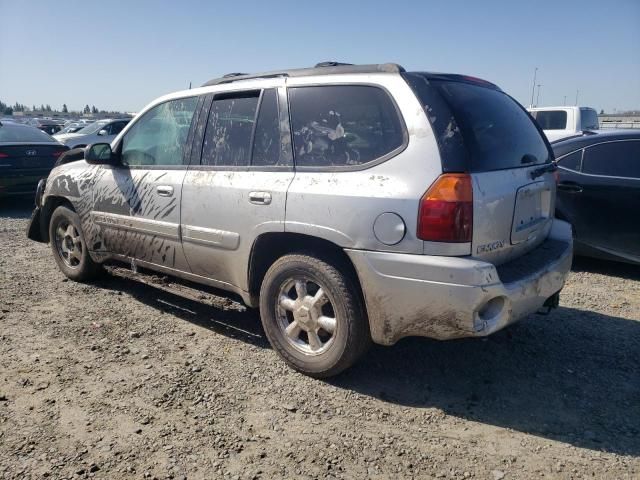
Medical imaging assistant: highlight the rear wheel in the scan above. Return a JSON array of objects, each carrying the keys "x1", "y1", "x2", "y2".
[
  {"x1": 49, "y1": 206, "x2": 102, "y2": 281},
  {"x1": 259, "y1": 254, "x2": 370, "y2": 377}
]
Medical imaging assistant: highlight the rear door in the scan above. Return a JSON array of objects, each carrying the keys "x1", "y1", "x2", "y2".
[
  {"x1": 405, "y1": 75, "x2": 556, "y2": 265},
  {"x1": 573, "y1": 140, "x2": 640, "y2": 258},
  {"x1": 180, "y1": 83, "x2": 294, "y2": 290},
  {"x1": 89, "y1": 96, "x2": 200, "y2": 271}
]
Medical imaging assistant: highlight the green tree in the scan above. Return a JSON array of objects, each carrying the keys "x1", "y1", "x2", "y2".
[
  {"x1": 62, "y1": 104, "x2": 68, "y2": 113},
  {"x1": 91, "y1": 105, "x2": 98, "y2": 114},
  {"x1": 83, "y1": 105, "x2": 90, "y2": 114}
]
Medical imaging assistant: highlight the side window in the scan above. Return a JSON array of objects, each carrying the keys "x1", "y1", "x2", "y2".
[
  {"x1": 534, "y1": 111, "x2": 567, "y2": 130},
  {"x1": 582, "y1": 141, "x2": 640, "y2": 178},
  {"x1": 557, "y1": 150, "x2": 582, "y2": 171},
  {"x1": 122, "y1": 97, "x2": 198, "y2": 166},
  {"x1": 201, "y1": 93, "x2": 260, "y2": 167},
  {"x1": 252, "y1": 89, "x2": 281, "y2": 166},
  {"x1": 110, "y1": 121, "x2": 128, "y2": 136},
  {"x1": 580, "y1": 109, "x2": 599, "y2": 130},
  {"x1": 289, "y1": 85, "x2": 404, "y2": 167}
]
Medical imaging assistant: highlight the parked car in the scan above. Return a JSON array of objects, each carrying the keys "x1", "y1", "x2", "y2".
[
  {"x1": 27, "y1": 62, "x2": 572, "y2": 377},
  {"x1": 528, "y1": 106, "x2": 600, "y2": 142},
  {"x1": 54, "y1": 118, "x2": 130, "y2": 148},
  {"x1": 28, "y1": 118, "x2": 63, "y2": 135},
  {"x1": 0, "y1": 121, "x2": 69, "y2": 196},
  {"x1": 553, "y1": 130, "x2": 640, "y2": 265}
]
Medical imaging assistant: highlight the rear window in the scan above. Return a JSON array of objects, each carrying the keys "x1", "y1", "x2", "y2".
[
  {"x1": 0, "y1": 125, "x2": 55, "y2": 143},
  {"x1": 534, "y1": 111, "x2": 568, "y2": 130},
  {"x1": 431, "y1": 80, "x2": 550, "y2": 171}
]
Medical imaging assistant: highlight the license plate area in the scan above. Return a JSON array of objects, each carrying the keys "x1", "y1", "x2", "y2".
[{"x1": 511, "y1": 182, "x2": 551, "y2": 245}]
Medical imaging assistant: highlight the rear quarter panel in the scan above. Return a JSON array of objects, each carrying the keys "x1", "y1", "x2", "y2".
[{"x1": 284, "y1": 74, "x2": 441, "y2": 254}]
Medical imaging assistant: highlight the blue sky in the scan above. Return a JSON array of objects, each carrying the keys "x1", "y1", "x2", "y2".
[{"x1": 1, "y1": 0, "x2": 638, "y2": 113}]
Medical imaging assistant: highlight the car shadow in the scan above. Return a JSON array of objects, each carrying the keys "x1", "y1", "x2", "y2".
[
  {"x1": 331, "y1": 307, "x2": 640, "y2": 456},
  {"x1": 572, "y1": 255, "x2": 640, "y2": 281},
  {"x1": 94, "y1": 270, "x2": 269, "y2": 349}
]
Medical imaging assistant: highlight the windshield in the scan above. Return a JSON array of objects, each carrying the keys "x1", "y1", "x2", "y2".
[
  {"x1": 76, "y1": 120, "x2": 108, "y2": 135},
  {"x1": 0, "y1": 125, "x2": 56, "y2": 142}
]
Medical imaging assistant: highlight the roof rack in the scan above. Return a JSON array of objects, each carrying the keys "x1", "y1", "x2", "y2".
[{"x1": 202, "y1": 62, "x2": 405, "y2": 87}]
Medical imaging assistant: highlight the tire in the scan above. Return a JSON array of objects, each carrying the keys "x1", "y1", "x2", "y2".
[
  {"x1": 259, "y1": 253, "x2": 371, "y2": 378},
  {"x1": 49, "y1": 205, "x2": 102, "y2": 282}
]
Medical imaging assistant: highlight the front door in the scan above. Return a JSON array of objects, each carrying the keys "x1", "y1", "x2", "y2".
[
  {"x1": 90, "y1": 96, "x2": 200, "y2": 272},
  {"x1": 180, "y1": 84, "x2": 294, "y2": 291}
]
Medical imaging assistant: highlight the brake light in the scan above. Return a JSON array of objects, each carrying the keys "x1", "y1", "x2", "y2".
[
  {"x1": 0, "y1": 153, "x2": 8, "y2": 158},
  {"x1": 417, "y1": 174, "x2": 473, "y2": 242},
  {"x1": 52, "y1": 151, "x2": 66, "y2": 158}
]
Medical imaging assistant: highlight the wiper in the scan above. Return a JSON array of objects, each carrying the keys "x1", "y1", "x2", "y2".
[{"x1": 529, "y1": 162, "x2": 557, "y2": 180}]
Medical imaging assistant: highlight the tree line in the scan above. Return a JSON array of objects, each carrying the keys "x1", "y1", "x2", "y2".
[{"x1": 1, "y1": 100, "x2": 119, "y2": 116}]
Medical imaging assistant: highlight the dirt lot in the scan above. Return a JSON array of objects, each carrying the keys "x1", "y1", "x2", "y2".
[{"x1": 1, "y1": 198, "x2": 639, "y2": 480}]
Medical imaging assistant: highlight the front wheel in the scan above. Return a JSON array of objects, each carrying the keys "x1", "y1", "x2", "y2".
[
  {"x1": 259, "y1": 254, "x2": 371, "y2": 378},
  {"x1": 49, "y1": 205, "x2": 102, "y2": 281}
]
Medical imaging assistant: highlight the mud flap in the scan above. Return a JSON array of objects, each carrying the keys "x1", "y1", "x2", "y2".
[
  {"x1": 537, "y1": 291, "x2": 560, "y2": 315},
  {"x1": 26, "y1": 207, "x2": 44, "y2": 242}
]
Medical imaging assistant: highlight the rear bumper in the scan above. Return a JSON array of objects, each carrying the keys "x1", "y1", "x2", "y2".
[
  {"x1": 346, "y1": 219, "x2": 573, "y2": 345},
  {"x1": 0, "y1": 174, "x2": 43, "y2": 196}
]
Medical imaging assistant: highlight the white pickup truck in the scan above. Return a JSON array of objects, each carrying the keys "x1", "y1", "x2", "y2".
[{"x1": 527, "y1": 106, "x2": 599, "y2": 142}]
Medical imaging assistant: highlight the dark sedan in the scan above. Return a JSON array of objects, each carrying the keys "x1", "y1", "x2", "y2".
[
  {"x1": 552, "y1": 130, "x2": 640, "y2": 265},
  {"x1": 0, "y1": 121, "x2": 69, "y2": 197}
]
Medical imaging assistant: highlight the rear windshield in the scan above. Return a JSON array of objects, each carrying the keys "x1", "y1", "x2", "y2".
[
  {"x1": 0, "y1": 125, "x2": 56, "y2": 142},
  {"x1": 533, "y1": 110, "x2": 568, "y2": 130},
  {"x1": 436, "y1": 81, "x2": 551, "y2": 171}
]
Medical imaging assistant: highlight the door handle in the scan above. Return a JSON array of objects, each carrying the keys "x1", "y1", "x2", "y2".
[
  {"x1": 557, "y1": 182, "x2": 583, "y2": 193},
  {"x1": 249, "y1": 191, "x2": 272, "y2": 205},
  {"x1": 156, "y1": 185, "x2": 174, "y2": 197}
]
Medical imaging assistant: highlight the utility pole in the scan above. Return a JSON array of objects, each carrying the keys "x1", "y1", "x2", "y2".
[
  {"x1": 536, "y1": 84, "x2": 542, "y2": 107},
  {"x1": 575, "y1": 89, "x2": 579, "y2": 106},
  {"x1": 530, "y1": 67, "x2": 538, "y2": 107}
]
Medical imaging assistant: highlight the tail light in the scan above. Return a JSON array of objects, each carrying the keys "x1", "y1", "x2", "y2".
[
  {"x1": 52, "y1": 151, "x2": 66, "y2": 158},
  {"x1": 417, "y1": 174, "x2": 473, "y2": 242},
  {"x1": 0, "y1": 153, "x2": 8, "y2": 158}
]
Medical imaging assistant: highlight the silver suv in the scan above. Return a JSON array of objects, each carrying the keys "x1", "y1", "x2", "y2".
[{"x1": 27, "y1": 63, "x2": 573, "y2": 377}]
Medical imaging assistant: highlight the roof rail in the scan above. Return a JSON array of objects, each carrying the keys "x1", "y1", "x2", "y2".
[
  {"x1": 314, "y1": 61, "x2": 354, "y2": 68},
  {"x1": 222, "y1": 72, "x2": 249, "y2": 78},
  {"x1": 202, "y1": 62, "x2": 405, "y2": 87}
]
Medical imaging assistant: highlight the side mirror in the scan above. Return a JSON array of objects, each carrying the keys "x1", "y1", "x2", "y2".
[
  {"x1": 85, "y1": 143, "x2": 115, "y2": 165},
  {"x1": 97, "y1": 129, "x2": 108, "y2": 136}
]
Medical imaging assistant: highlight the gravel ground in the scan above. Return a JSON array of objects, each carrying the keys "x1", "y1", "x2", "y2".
[{"x1": 1, "y1": 198, "x2": 639, "y2": 479}]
